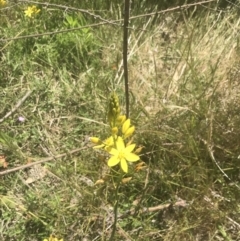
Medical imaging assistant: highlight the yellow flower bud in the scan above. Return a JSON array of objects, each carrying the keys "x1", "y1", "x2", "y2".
[
  {"x1": 135, "y1": 162, "x2": 147, "y2": 172},
  {"x1": 121, "y1": 177, "x2": 132, "y2": 184},
  {"x1": 117, "y1": 115, "x2": 126, "y2": 125},
  {"x1": 124, "y1": 126, "x2": 135, "y2": 138},
  {"x1": 90, "y1": 137, "x2": 101, "y2": 144},
  {"x1": 111, "y1": 127, "x2": 118, "y2": 135},
  {"x1": 122, "y1": 119, "x2": 131, "y2": 134},
  {"x1": 135, "y1": 146, "x2": 144, "y2": 154},
  {"x1": 95, "y1": 179, "x2": 105, "y2": 185},
  {"x1": 126, "y1": 139, "x2": 133, "y2": 146},
  {"x1": 108, "y1": 93, "x2": 121, "y2": 127}
]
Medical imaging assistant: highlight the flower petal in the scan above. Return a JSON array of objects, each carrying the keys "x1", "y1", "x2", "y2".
[
  {"x1": 125, "y1": 144, "x2": 136, "y2": 153},
  {"x1": 120, "y1": 158, "x2": 128, "y2": 173},
  {"x1": 116, "y1": 136, "x2": 125, "y2": 150},
  {"x1": 109, "y1": 147, "x2": 119, "y2": 155},
  {"x1": 108, "y1": 156, "x2": 120, "y2": 167},
  {"x1": 124, "y1": 152, "x2": 140, "y2": 162},
  {"x1": 122, "y1": 119, "x2": 130, "y2": 134}
]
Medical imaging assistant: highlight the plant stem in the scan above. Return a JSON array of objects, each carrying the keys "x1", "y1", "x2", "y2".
[{"x1": 109, "y1": 180, "x2": 121, "y2": 241}]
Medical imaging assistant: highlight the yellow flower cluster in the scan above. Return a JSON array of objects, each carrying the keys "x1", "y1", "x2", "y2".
[
  {"x1": 0, "y1": 0, "x2": 6, "y2": 7},
  {"x1": 90, "y1": 93, "x2": 140, "y2": 173},
  {"x1": 24, "y1": 5, "x2": 40, "y2": 18},
  {"x1": 43, "y1": 235, "x2": 63, "y2": 241}
]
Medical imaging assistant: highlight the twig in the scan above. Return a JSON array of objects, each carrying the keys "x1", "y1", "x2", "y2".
[
  {"x1": 146, "y1": 199, "x2": 188, "y2": 212},
  {"x1": 119, "y1": 199, "x2": 188, "y2": 219},
  {"x1": 0, "y1": 90, "x2": 32, "y2": 123},
  {"x1": 200, "y1": 137, "x2": 240, "y2": 191},
  {"x1": 0, "y1": 146, "x2": 89, "y2": 176},
  {"x1": 226, "y1": 216, "x2": 240, "y2": 229},
  {"x1": 123, "y1": 0, "x2": 130, "y2": 118}
]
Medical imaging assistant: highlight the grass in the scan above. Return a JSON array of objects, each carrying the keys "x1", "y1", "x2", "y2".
[{"x1": 1, "y1": 1, "x2": 240, "y2": 240}]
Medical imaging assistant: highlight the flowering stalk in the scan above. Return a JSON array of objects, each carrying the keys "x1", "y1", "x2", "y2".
[
  {"x1": 91, "y1": 92, "x2": 139, "y2": 173},
  {"x1": 90, "y1": 92, "x2": 142, "y2": 240}
]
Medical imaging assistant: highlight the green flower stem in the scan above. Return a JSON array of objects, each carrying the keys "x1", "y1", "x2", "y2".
[
  {"x1": 109, "y1": 176, "x2": 121, "y2": 241},
  {"x1": 113, "y1": 134, "x2": 118, "y2": 149},
  {"x1": 109, "y1": 199, "x2": 118, "y2": 241}
]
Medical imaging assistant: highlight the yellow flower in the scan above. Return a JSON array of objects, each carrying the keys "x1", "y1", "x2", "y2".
[
  {"x1": 24, "y1": 7, "x2": 34, "y2": 17},
  {"x1": 24, "y1": 5, "x2": 40, "y2": 18},
  {"x1": 43, "y1": 235, "x2": 63, "y2": 241},
  {"x1": 91, "y1": 136, "x2": 116, "y2": 151},
  {"x1": 122, "y1": 119, "x2": 135, "y2": 138},
  {"x1": 0, "y1": 0, "x2": 6, "y2": 7},
  {"x1": 108, "y1": 137, "x2": 139, "y2": 173}
]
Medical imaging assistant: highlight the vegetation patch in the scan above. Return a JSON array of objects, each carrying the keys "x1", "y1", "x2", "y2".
[{"x1": 0, "y1": 1, "x2": 240, "y2": 240}]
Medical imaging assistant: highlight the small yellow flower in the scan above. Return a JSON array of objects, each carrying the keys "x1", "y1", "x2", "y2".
[
  {"x1": 24, "y1": 7, "x2": 34, "y2": 17},
  {"x1": 43, "y1": 235, "x2": 63, "y2": 241},
  {"x1": 24, "y1": 5, "x2": 40, "y2": 18},
  {"x1": 0, "y1": 0, "x2": 6, "y2": 7},
  {"x1": 91, "y1": 136, "x2": 116, "y2": 151},
  {"x1": 108, "y1": 137, "x2": 140, "y2": 173}
]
